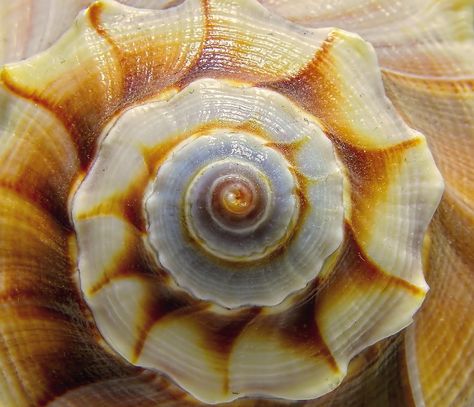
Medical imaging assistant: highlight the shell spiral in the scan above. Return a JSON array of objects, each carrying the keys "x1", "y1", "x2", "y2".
[{"x1": 0, "y1": 0, "x2": 472, "y2": 406}]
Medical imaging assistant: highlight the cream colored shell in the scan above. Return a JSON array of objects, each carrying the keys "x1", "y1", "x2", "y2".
[{"x1": 0, "y1": 0, "x2": 472, "y2": 406}]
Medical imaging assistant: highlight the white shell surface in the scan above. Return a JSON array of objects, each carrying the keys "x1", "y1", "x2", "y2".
[
  {"x1": 0, "y1": 0, "x2": 454, "y2": 405},
  {"x1": 74, "y1": 78, "x2": 345, "y2": 307}
]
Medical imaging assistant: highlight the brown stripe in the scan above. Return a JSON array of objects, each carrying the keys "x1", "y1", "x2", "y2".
[
  {"x1": 75, "y1": 170, "x2": 149, "y2": 234},
  {"x1": 176, "y1": 0, "x2": 222, "y2": 86},
  {"x1": 333, "y1": 137, "x2": 423, "y2": 251},
  {"x1": 275, "y1": 280, "x2": 340, "y2": 373},
  {"x1": 91, "y1": 0, "x2": 209, "y2": 104},
  {"x1": 0, "y1": 179, "x2": 72, "y2": 231},
  {"x1": 201, "y1": 307, "x2": 261, "y2": 394},
  {"x1": 330, "y1": 136, "x2": 421, "y2": 200},
  {"x1": 131, "y1": 283, "x2": 205, "y2": 362},
  {"x1": 142, "y1": 119, "x2": 272, "y2": 173},
  {"x1": 88, "y1": 3, "x2": 126, "y2": 100},
  {"x1": 88, "y1": 236, "x2": 158, "y2": 296},
  {"x1": 1, "y1": 70, "x2": 100, "y2": 170},
  {"x1": 262, "y1": 32, "x2": 339, "y2": 126},
  {"x1": 341, "y1": 223, "x2": 425, "y2": 297},
  {"x1": 88, "y1": 3, "x2": 116, "y2": 48}
]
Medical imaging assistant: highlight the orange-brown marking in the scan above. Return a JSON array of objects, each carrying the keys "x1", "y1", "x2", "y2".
[
  {"x1": 246, "y1": 277, "x2": 337, "y2": 373},
  {"x1": 88, "y1": 3, "x2": 127, "y2": 101},
  {"x1": 200, "y1": 307, "x2": 262, "y2": 394},
  {"x1": 141, "y1": 134, "x2": 190, "y2": 176},
  {"x1": 266, "y1": 137, "x2": 309, "y2": 166},
  {"x1": 1, "y1": 68, "x2": 115, "y2": 171},
  {"x1": 90, "y1": 1, "x2": 208, "y2": 104},
  {"x1": 266, "y1": 138, "x2": 313, "y2": 228},
  {"x1": 133, "y1": 300, "x2": 260, "y2": 394},
  {"x1": 121, "y1": 184, "x2": 148, "y2": 233},
  {"x1": 0, "y1": 193, "x2": 136, "y2": 405},
  {"x1": 142, "y1": 119, "x2": 273, "y2": 174},
  {"x1": 331, "y1": 137, "x2": 421, "y2": 240},
  {"x1": 332, "y1": 223, "x2": 425, "y2": 297},
  {"x1": 175, "y1": 126, "x2": 312, "y2": 269},
  {"x1": 88, "y1": 236, "x2": 159, "y2": 296},
  {"x1": 131, "y1": 279, "x2": 204, "y2": 362},
  {"x1": 78, "y1": 120, "x2": 283, "y2": 247},
  {"x1": 88, "y1": 3, "x2": 119, "y2": 53},
  {"x1": 266, "y1": 140, "x2": 313, "y2": 258},
  {"x1": 178, "y1": 0, "x2": 310, "y2": 88},
  {"x1": 178, "y1": 0, "x2": 251, "y2": 85},
  {"x1": 263, "y1": 32, "x2": 341, "y2": 132},
  {"x1": 0, "y1": 177, "x2": 72, "y2": 231},
  {"x1": 75, "y1": 169, "x2": 150, "y2": 233}
]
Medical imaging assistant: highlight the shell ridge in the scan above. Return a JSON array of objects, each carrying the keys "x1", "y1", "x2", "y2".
[{"x1": 0, "y1": 0, "x2": 458, "y2": 405}]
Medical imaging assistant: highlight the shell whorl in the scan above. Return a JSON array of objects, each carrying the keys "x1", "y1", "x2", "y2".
[
  {"x1": 1, "y1": 0, "x2": 472, "y2": 406},
  {"x1": 75, "y1": 80, "x2": 344, "y2": 310}
]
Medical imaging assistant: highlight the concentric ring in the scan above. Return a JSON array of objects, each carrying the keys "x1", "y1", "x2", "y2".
[
  {"x1": 184, "y1": 156, "x2": 292, "y2": 258},
  {"x1": 72, "y1": 78, "x2": 349, "y2": 400},
  {"x1": 146, "y1": 131, "x2": 308, "y2": 305}
]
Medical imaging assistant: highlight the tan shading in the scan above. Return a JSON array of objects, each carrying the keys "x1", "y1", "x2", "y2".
[
  {"x1": 260, "y1": 0, "x2": 474, "y2": 72},
  {"x1": 315, "y1": 226, "x2": 426, "y2": 372},
  {"x1": 89, "y1": 0, "x2": 206, "y2": 101},
  {"x1": 0, "y1": 0, "x2": 186, "y2": 66},
  {"x1": 0, "y1": 0, "x2": 450, "y2": 405},
  {"x1": 181, "y1": 0, "x2": 329, "y2": 84},
  {"x1": 136, "y1": 306, "x2": 261, "y2": 403},
  {"x1": 137, "y1": 309, "x2": 228, "y2": 403},
  {"x1": 73, "y1": 78, "x2": 347, "y2": 401},
  {"x1": 0, "y1": 188, "x2": 184, "y2": 406},
  {"x1": 265, "y1": 29, "x2": 419, "y2": 149},
  {"x1": 383, "y1": 67, "x2": 474, "y2": 406},
  {"x1": 229, "y1": 290, "x2": 341, "y2": 401},
  {"x1": 74, "y1": 215, "x2": 157, "y2": 295},
  {"x1": 337, "y1": 137, "x2": 442, "y2": 286},
  {"x1": 130, "y1": 277, "x2": 203, "y2": 362},
  {"x1": 1, "y1": 18, "x2": 123, "y2": 167},
  {"x1": 264, "y1": 28, "x2": 443, "y2": 285},
  {"x1": 300, "y1": 335, "x2": 416, "y2": 407},
  {"x1": 384, "y1": 72, "x2": 474, "y2": 207},
  {"x1": 403, "y1": 194, "x2": 474, "y2": 407},
  {"x1": 0, "y1": 86, "x2": 80, "y2": 227},
  {"x1": 73, "y1": 140, "x2": 151, "y2": 232},
  {"x1": 378, "y1": 41, "x2": 474, "y2": 77}
]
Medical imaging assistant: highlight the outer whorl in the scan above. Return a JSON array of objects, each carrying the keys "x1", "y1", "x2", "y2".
[{"x1": 0, "y1": 0, "x2": 472, "y2": 406}]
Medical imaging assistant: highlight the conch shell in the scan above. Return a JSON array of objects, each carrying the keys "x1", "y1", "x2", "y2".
[{"x1": 0, "y1": 0, "x2": 472, "y2": 406}]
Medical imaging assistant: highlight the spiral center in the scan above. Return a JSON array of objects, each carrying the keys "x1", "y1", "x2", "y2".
[
  {"x1": 219, "y1": 179, "x2": 255, "y2": 216},
  {"x1": 212, "y1": 175, "x2": 260, "y2": 223}
]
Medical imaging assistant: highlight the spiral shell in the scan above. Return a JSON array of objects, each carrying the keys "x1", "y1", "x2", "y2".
[{"x1": 0, "y1": 0, "x2": 472, "y2": 406}]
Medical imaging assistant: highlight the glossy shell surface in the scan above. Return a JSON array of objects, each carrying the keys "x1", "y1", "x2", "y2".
[{"x1": 0, "y1": 0, "x2": 472, "y2": 406}]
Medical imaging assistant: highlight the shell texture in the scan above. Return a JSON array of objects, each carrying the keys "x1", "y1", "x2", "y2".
[{"x1": 0, "y1": 0, "x2": 472, "y2": 406}]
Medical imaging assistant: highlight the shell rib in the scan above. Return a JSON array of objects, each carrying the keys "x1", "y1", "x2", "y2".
[
  {"x1": 0, "y1": 0, "x2": 471, "y2": 406},
  {"x1": 260, "y1": 1, "x2": 474, "y2": 406}
]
